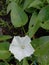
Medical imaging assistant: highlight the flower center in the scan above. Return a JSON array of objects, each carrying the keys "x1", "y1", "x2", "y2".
[{"x1": 21, "y1": 45, "x2": 25, "y2": 49}]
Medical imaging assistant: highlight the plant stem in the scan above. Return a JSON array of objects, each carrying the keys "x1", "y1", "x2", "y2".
[{"x1": 22, "y1": 27, "x2": 26, "y2": 35}]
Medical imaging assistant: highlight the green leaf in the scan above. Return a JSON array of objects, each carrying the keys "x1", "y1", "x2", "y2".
[
  {"x1": 23, "y1": 58, "x2": 29, "y2": 65},
  {"x1": 28, "y1": 0, "x2": 43, "y2": 9},
  {"x1": 7, "y1": 2, "x2": 28, "y2": 27},
  {"x1": 28, "y1": 21, "x2": 40, "y2": 38},
  {"x1": 0, "y1": 61, "x2": 9, "y2": 65},
  {"x1": 23, "y1": 0, "x2": 33, "y2": 9},
  {"x1": 28, "y1": 12, "x2": 40, "y2": 38},
  {"x1": 38, "y1": 5, "x2": 49, "y2": 22},
  {"x1": 31, "y1": 36, "x2": 49, "y2": 49},
  {"x1": 35, "y1": 42, "x2": 49, "y2": 56},
  {"x1": 47, "y1": 0, "x2": 49, "y2": 3},
  {"x1": 35, "y1": 42, "x2": 49, "y2": 65},
  {"x1": 9, "y1": 0, "x2": 16, "y2": 2},
  {"x1": 38, "y1": 5, "x2": 49, "y2": 30},
  {"x1": 40, "y1": 20, "x2": 49, "y2": 30},
  {"x1": 0, "y1": 35, "x2": 12, "y2": 41},
  {"x1": 31, "y1": 36, "x2": 49, "y2": 65},
  {"x1": 0, "y1": 42, "x2": 11, "y2": 59},
  {"x1": 29, "y1": 12, "x2": 38, "y2": 28},
  {"x1": 7, "y1": 2, "x2": 12, "y2": 14}
]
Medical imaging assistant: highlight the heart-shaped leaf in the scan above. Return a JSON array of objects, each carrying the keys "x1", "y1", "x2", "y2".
[{"x1": 7, "y1": 1, "x2": 28, "y2": 27}]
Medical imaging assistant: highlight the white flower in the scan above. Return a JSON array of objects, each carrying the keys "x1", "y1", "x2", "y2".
[{"x1": 9, "y1": 35, "x2": 35, "y2": 61}]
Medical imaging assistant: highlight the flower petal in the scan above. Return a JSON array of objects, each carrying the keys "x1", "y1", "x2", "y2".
[
  {"x1": 20, "y1": 35, "x2": 31, "y2": 45},
  {"x1": 23, "y1": 43, "x2": 35, "y2": 57},
  {"x1": 11, "y1": 36, "x2": 20, "y2": 47},
  {"x1": 9, "y1": 46, "x2": 24, "y2": 61}
]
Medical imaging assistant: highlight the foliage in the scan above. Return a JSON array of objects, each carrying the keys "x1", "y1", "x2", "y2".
[{"x1": 0, "y1": 0, "x2": 49, "y2": 65}]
